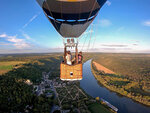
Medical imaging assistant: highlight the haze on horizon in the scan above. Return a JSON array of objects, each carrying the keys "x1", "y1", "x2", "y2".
[{"x1": 0, "y1": 0, "x2": 150, "y2": 54}]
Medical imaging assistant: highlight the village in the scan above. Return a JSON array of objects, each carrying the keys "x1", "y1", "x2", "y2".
[
  {"x1": 32, "y1": 71, "x2": 118, "y2": 113},
  {"x1": 33, "y1": 71, "x2": 89, "y2": 113}
]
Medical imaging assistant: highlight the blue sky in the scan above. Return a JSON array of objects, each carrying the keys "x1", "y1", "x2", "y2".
[{"x1": 0, "y1": 0, "x2": 150, "y2": 54}]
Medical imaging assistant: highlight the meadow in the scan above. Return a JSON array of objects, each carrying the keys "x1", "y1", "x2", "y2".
[{"x1": 0, "y1": 61, "x2": 26, "y2": 75}]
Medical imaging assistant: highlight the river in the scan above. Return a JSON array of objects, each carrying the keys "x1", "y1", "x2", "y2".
[{"x1": 80, "y1": 60, "x2": 150, "y2": 113}]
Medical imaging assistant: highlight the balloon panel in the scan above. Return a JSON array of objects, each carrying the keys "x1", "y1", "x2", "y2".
[{"x1": 36, "y1": 0, "x2": 106, "y2": 37}]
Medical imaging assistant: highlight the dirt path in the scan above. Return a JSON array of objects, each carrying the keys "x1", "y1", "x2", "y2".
[{"x1": 93, "y1": 61, "x2": 115, "y2": 74}]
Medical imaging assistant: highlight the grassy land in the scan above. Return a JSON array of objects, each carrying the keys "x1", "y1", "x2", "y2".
[
  {"x1": 0, "y1": 65, "x2": 13, "y2": 70},
  {"x1": 0, "y1": 61, "x2": 26, "y2": 75},
  {"x1": 88, "y1": 103, "x2": 112, "y2": 113},
  {"x1": 0, "y1": 61, "x2": 26, "y2": 66},
  {"x1": 91, "y1": 53, "x2": 150, "y2": 106},
  {"x1": 93, "y1": 53, "x2": 150, "y2": 94},
  {"x1": 93, "y1": 53, "x2": 150, "y2": 82}
]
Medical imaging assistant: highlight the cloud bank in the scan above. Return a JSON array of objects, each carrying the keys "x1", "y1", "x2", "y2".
[
  {"x1": 142, "y1": 20, "x2": 150, "y2": 27},
  {"x1": 99, "y1": 19, "x2": 112, "y2": 27},
  {"x1": 0, "y1": 33, "x2": 30, "y2": 49}
]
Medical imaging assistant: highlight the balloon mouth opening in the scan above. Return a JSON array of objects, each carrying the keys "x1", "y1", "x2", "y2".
[
  {"x1": 47, "y1": 15, "x2": 95, "y2": 22},
  {"x1": 57, "y1": 0, "x2": 87, "y2": 2}
]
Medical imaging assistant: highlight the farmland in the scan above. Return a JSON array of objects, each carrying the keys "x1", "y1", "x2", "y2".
[{"x1": 0, "y1": 61, "x2": 26, "y2": 75}]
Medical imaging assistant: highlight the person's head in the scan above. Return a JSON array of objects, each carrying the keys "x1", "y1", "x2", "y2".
[
  {"x1": 67, "y1": 51, "x2": 71, "y2": 55},
  {"x1": 79, "y1": 51, "x2": 82, "y2": 55}
]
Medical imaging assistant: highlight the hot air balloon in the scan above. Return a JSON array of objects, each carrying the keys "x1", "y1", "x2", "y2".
[{"x1": 36, "y1": 0, "x2": 106, "y2": 81}]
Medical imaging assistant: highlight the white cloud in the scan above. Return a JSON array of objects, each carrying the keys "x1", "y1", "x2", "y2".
[
  {"x1": 99, "y1": 19, "x2": 112, "y2": 27},
  {"x1": 22, "y1": 13, "x2": 40, "y2": 29},
  {"x1": 7, "y1": 35, "x2": 22, "y2": 43},
  {"x1": 0, "y1": 33, "x2": 30, "y2": 49},
  {"x1": 0, "y1": 42, "x2": 11, "y2": 46},
  {"x1": 116, "y1": 26, "x2": 125, "y2": 32},
  {"x1": 106, "y1": 1, "x2": 111, "y2": 6},
  {"x1": 101, "y1": 44, "x2": 128, "y2": 47},
  {"x1": 130, "y1": 40, "x2": 139, "y2": 43},
  {"x1": 91, "y1": 42, "x2": 130, "y2": 49},
  {"x1": 81, "y1": 41, "x2": 144, "y2": 53},
  {"x1": 19, "y1": 30, "x2": 36, "y2": 41},
  {"x1": 132, "y1": 43, "x2": 138, "y2": 46},
  {"x1": 0, "y1": 47, "x2": 64, "y2": 54},
  {"x1": 22, "y1": 32, "x2": 31, "y2": 40},
  {"x1": 142, "y1": 20, "x2": 150, "y2": 27},
  {"x1": 0, "y1": 33, "x2": 7, "y2": 38},
  {"x1": 21, "y1": 31, "x2": 37, "y2": 44},
  {"x1": 13, "y1": 43, "x2": 30, "y2": 49}
]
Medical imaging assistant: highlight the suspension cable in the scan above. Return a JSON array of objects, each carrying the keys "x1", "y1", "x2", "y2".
[
  {"x1": 86, "y1": 24, "x2": 94, "y2": 52},
  {"x1": 92, "y1": 20, "x2": 98, "y2": 50},
  {"x1": 81, "y1": 28, "x2": 90, "y2": 51},
  {"x1": 83, "y1": 0, "x2": 96, "y2": 52},
  {"x1": 45, "y1": 1, "x2": 60, "y2": 34},
  {"x1": 86, "y1": 0, "x2": 97, "y2": 23},
  {"x1": 77, "y1": 1, "x2": 82, "y2": 43}
]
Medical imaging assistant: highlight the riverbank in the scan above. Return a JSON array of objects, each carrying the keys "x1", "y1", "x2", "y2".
[{"x1": 91, "y1": 60, "x2": 150, "y2": 106}]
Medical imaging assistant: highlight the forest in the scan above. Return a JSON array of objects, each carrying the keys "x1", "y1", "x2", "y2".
[{"x1": 0, "y1": 53, "x2": 62, "y2": 112}]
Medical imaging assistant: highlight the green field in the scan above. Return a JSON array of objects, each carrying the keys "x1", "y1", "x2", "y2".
[
  {"x1": 88, "y1": 103, "x2": 111, "y2": 113},
  {"x1": 93, "y1": 53, "x2": 150, "y2": 81},
  {"x1": 0, "y1": 61, "x2": 26, "y2": 75},
  {"x1": 0, "y1": 65, "x2": 13, "y2": 70}
]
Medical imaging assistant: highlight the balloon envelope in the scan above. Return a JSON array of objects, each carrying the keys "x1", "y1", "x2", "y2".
[{"x1": 37, "y1": 0, "x2": 106, "y2": 38}]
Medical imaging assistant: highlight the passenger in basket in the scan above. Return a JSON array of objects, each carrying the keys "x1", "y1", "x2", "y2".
[
  {"x1": 78, "y1": 51, "x2": 83, "y2": 63},
  {"x1": 66, "y1": 51, "x2": 72, "y2": 65}
]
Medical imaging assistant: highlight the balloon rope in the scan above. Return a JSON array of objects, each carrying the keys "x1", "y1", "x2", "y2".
[
  {"x1": 92, "y1": 35, "x2": 97, "y2": 50},
  {"x1": 86, "y1": 24, "x2": 94, "y2": 52},
  {"x1": 90, "y1": 10, "x2": 100, "y2": 50},
  {"x1": 60, "y1": 1, "x2": 63, "y2": 19},
  {"x1": 83, "y1": 0, "x2": 96, "y2": 52},
  {"x1": 92, "y1": 19, "x2": 99, "y2": 50},
  {"x1": 45, "y1": 1, "x2": 60, "y2": 32},
  {"x1": 81, "y1": 30, "x2": 89, "y2": 51},
  {"x1": 77, "y1": 1, "x2": 82, "y2": 42},
  {"x1": 86, "y1": 0, "x2": 97, "y2": 22},
  {"x1": 86, "y1": 11, "x2": 99, "y2": 52}
]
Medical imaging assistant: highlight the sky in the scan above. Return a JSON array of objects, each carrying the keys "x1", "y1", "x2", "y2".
[{"x1": 0, "y1": 0, "x2": 150, "y2": 54}]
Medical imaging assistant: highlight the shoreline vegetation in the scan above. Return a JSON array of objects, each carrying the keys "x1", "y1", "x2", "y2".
[{"x1": 91, "y1": 60, "x2": 150, "y2": 106}]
